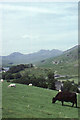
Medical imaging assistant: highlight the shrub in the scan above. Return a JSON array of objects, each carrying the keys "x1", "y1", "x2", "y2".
[
  {"x1": 8, "y1": 64, "x2": 33, "y2": 73},
  {"x1": 14, "y1": 73, "x2": 22, "y2": 79},
  {"x1": 7, "y1": 80, "x2": 10, "y2": 82},
  {"x1": 63, "y1": 80, "x2": 79, "y2": 93},
  {"x1": 5, "y1": 73, "x2": 14, "y2": 80},
  {"x1": 47, "y1": 71, "x2": 56, "y2": 90},
  {"x1": 37, "y1": 75, "x2": 48, "y2": 88},
  {"x1": 47, "y1": 71, "x2": 54, "y2": 79},
  {"x1": 2, "y1": 72, "x2": 6, "y2": 79}
]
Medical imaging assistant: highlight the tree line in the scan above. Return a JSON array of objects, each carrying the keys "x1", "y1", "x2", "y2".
[{"x1": 2, "y1": 64, "x2": 80, "y2": 93}]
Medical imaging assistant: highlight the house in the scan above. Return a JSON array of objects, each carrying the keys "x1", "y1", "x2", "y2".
[
  {"x1": 78, "y1": 86, "x2": 80, "y2": 92},
  {"x1": 55, "y1": 81, "x2": 63, "y2": 91},
  {"x1": 54, "y1": 74, "x2": 60, "y2": 79},
  {"x1": 0, "y1": 67, "x2": 9, "y2": 73}
]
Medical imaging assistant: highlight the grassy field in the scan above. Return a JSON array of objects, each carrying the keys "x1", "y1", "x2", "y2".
[
  {"x1": 0, "y1": 81, "x2": 2, "y2": 119},
  {"x1": 36, "y1": 46, "x2": 79, "y2": 77},
  {"x1": 57, "y1": 76, "x2": 78, "y2": 84},
  {"x1": 36, "y1": 58, "x2": 78, "y2": 76},
  {"x1": 2, "y1": 81, "x2": 80, "y2": 118}
]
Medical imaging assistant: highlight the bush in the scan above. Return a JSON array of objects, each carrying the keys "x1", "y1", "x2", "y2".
[
  {"x1": 14, "y1": 73, "x2": 22, "y2": 79},
  {"x1": 63, "y1": 81, "x2": 72, "y2": 91},
  {"x1": 8, "y1": 64, "x2": 34, "y2": 73},
  {"x1": 48, "y1": 78, "x2": 56, "y2": 90},
  {"x1": 2, "y1": 72, "x2": 6, "y2": 79},
  {"x1": 12, "y1": 77, "x2": 29, "y2": 84},
  {"x1": 5, "y1": 73, "x2": 14, "y2": 80},
  {"x1": 7, "y1": 80, "x2": 10, "y2": 82},
  {"x1": 37, "y1": 75, "x2": 48, "y2": 88},
  {"x1": 47, "y1": 71, "x2": 56, "y2": 90},
  {"x1": 63, "y1": 80, "x2": 79, "y2": 93},
  {"x1": 47, "y1": 71, "x2": 54, "y2": 79}
]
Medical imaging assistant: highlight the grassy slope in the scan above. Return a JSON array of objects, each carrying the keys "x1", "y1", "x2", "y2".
[
  {"x1": 0, "y1": 80, "x2": 2, "y2": 119},
  {"x1": 35, "y1": 46, "x2": 79, "y2": 85},
  {"x1": 36, "y1": 53, "x2": 78, "y2": 75},
  {"x1": 37, "y1": 59, "x2": 78, "y2": 75},
  {"x1": 2, "y1": 81, "x2": 79, "y2": 118},
  {"x1": 34, "y1": 60, "x2": 78, "y2": 83}
]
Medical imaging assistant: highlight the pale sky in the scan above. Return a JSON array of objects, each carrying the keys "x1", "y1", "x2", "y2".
[{"x1": 0, "y1": 2, "x2": 78, "y2": 56}]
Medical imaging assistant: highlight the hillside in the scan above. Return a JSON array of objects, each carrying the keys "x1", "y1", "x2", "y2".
[
  {"x1": 36, "y1": 45, "x2": 79, "y2": 76},
  {"x1": 2, "y1": 49, "x2": 62, "y2": 67},
  {"x1": 2, "y1": 81, "x2": 79, "y2": 118}
]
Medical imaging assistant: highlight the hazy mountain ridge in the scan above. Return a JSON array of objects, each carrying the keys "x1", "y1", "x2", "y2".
[
  {"x1": 2, "y1": 49, "x2": 63, "y2": 66},
  {"x1": 1, "y1": 45, "x2": 79, "y2": 67}
]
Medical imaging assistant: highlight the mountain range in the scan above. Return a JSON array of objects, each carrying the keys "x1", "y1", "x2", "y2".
[
  {"x1": 1, "y1": 45, "x2": 79, "y2": 67},
  {"x1": 1, "y1": 49, "x2": 63, "y2": 66}
]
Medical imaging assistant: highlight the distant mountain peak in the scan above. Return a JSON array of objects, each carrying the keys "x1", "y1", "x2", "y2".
[
  {"x1": 9, "y1": 52, "x2": 23, "y2": 56},
  {"x1": 2, "y1": 48, "x2": 63, "y2": 66},
  {"x1": 38, "y1": 49, "x2": 50, "y2": 53}
]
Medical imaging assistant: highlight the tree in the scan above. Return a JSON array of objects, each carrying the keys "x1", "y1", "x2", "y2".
[
  {"x1": 47, "y1": 71, "x2": 54, "y2": 79},
  {"x1": 5, "y1": 73, "x2": 14, "y2": 80},
  {"x1": 63, "y1": 81, "x2": 72, "y2": 91},
  {"x1": 2, "y1": 72, "x2": 6, "y2": 79},
  {"x1": 8, "y1": 64, "x2": 33, "y2": 74},
  {"x1": 14, "y1": 73, "x2": 22, "y2": 79},
  {"x1": 47, "y1": 71, "x2": 56, "y2": 90},
  {"x1": 63, "y1": 80, "x2": 79, "y2": 93},
  {"x1": 37, "y1": 75, "x2": 48, "y2": 88}
]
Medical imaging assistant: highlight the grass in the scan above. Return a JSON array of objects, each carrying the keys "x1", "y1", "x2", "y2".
[
  {"x1": 0, "y1": 81, "x2": 2, "y2": 119},
  {"x1": 57, "y1": 76, "x2": 78, "y2": 84},
  {"x1": 36, "y1": 47, "x2": 78, "y2": 76},
  {"x1": 2, "y1": 81, "x2": 80, "y2": 118},
  {"x1": 37, "y1": 59, "x2": 78, "y2": 76}
]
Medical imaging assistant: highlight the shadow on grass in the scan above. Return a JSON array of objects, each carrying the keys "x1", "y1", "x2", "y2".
[
  {"x1": 52, "y1": 102, "x2": 80, "y2": 109},
  {"x1": 63, "y1": 104, "x2": 80, "y2": 109}
]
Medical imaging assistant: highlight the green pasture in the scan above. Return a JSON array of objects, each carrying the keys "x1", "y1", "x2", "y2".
[
  {"x1": 2, "y1": 81, "x2": 80, "y2": 118},
  {"x1": 36, "y1": 55, "x2": 78, "y2": 76},
  {"x1": 0, "y1": 81, "x2": 2, "y2": 119},
  {"x1": 57, "y1": 76, "x2": 78, "y2": 84}
]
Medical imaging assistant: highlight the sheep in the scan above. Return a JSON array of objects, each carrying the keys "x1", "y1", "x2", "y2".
[
  {"x1": 1, "y1": 79, "x2": 4, "y2": 82},
  {"x1": 29, "y1": 83, "x2": 32, "y2": 86},
  {"x1": 8, "y1": 84, "x2": 16, "y2": 88}
]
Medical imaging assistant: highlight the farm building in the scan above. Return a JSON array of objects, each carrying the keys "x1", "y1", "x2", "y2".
[{"x1": 55, "y1": 81, "x2": 63, "y2": 91}]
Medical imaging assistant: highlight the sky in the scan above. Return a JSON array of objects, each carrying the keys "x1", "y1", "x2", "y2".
[{"x1": 0, "y1": 2, "x2": 78, "y2": 56}]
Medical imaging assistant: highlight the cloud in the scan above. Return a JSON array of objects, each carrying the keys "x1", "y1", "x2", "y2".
[
  {"x1": 0, "y1": 4, "x2": 56, "y2": 14},
  {"x1": 22, "y1": 34, "x2": 39, "y2": 39},
  {"x1": 22, "y1": 35, "x2": 31, "y2": 39},
  {"x1": 0, "y1": 2, "x2": 77, "y2": 16},
  {"x1": 1, "y1": 2, "x2": 78, "y2": 56}
]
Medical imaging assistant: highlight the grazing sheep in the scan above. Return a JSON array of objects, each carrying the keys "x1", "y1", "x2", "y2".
[
  {"x1": 8, "y1": 84, "x2": 16, "y2": 88},
  {"x1": 1, "y1": 79, "x2": 4, "y2": 82},
  {"x1": 29, "y1": 83, "x2": 32, "y2": 86}
]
